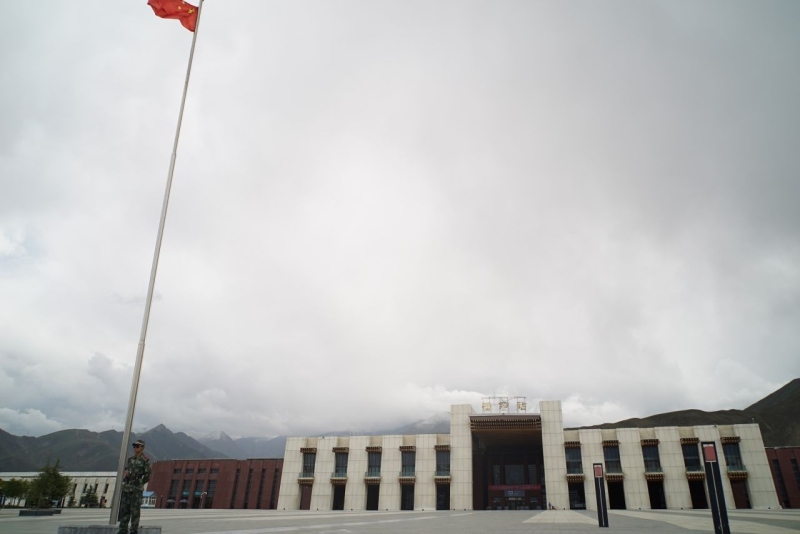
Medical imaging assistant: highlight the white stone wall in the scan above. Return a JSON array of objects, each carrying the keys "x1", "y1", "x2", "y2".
[
  {"x1": 344, "y1": 436, "x2": 369, "y2": 510},
  {"x1": 578, "y1": 428, "x2": 604, "y2": 511},
  {"x1": 308, "y1": 436, "x2": 336, "y2": 511},
  {"x1": 733, "y1": 424, "x2": 780, "y2": 509},
  {"x1": 450, "y1": 404, "x2": 474, "y2": 510},
  {"x1": 276, "y1": 404, "x2": 779, "y2": 512},
  {"x1": 379, "y1": 435, "x2": 402, "y2": 510},
  {"x1": 541, "y1": 400, "x2": 568, "y2": 510},
  {"x1": 276, "y1": 437, "x2": 303, "y2": 509},
  {"x1": 618, "y1": 428, "x2": 650, "y2": 510},
  {"x1": 694, "y1": 425, "x2": 734, "y2": 509},
  {"x1": 414, "y1": 434, "x2": 437, "y2": 510},
  {"x1": 656, "y1": 427, "x2": 692, "y2": 510}
]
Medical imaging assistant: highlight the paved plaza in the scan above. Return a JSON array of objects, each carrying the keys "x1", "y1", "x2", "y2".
[{"x1": 1, "y1": 508, "x2": 799, "y2": 534}]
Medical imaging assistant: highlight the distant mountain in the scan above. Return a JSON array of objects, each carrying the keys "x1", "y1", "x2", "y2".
[
  {"x1": 193, "y1": 432, "x2": 287, "y2": 459},
  {"x1": 137, "y1": 424, "x2": 227, "y2": 462},
  {"x1": 0, "y1": 424, "x2": 228, "y2": 472},
  {"x1": 745, "y1": 378, "x2": 800, "y2": 446},
  {"x1": 194, "y1": 431, "x2": 246, "y2": 459},
  {"x1": 0, "y1": 428, "x2": 122, "y2": 472},
  {"x1": 233, "y1": 436, "x2": 288, "y2": 459},
  {"x1": 3, "y1": 379, "x2": 797, "y2": 471},
  {"x1": 0, "y1": 428, "x2": 40, "y2": 471},
  {"x1": 392, "y1": 412, "x2": 451, "y2": 435},
  {"x1": 577, "y1": 378, "x2": 800, "y2": 447}
]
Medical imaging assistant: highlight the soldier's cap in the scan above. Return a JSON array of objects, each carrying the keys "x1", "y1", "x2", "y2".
[{"x1": 132, "y1": 439, "x2": 146, "y2": 447}]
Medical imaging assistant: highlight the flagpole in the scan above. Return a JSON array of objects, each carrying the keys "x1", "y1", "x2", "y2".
[{"x1": 109, "y1": 0, "x2": 206, "y2": 525}]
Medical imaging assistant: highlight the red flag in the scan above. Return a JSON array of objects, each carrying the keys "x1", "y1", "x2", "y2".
[{"x1": 148, "y1": 0, "x2": 199, "y2": 32}]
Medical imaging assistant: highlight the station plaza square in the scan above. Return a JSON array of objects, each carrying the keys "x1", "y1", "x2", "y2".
[{"x1": 2, "y1": 507, "x2": 800, "y2": 534}]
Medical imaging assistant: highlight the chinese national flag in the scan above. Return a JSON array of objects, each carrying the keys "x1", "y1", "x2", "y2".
[{"x1": 148, "y1": 0, "x2": 199, "y2": 32}]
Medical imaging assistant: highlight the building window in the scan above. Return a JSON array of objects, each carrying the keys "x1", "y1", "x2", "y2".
[
  {"x1": 186, "y1": 469, "x2": 194, "y2": 475},
  {"x1": 335, "y1": 452, "x2": 349, "y2": 477},
  {"x1": 269, "y1": 468, "x2": 280, "y2": 509},
  {"x1": 173, "y1": 468, "x2": 182, "y2": 474},
  {"x1": 198, "y1": 468, "x2": 206, "y2": 474},
  {"x1": 367, "y1": 452, "x2": 382, "y2": 476},
  {"x1": 528, "y1": 463, "x2": 539, "y2": 484},
  {"x1": 168, "y1": 480, "x2": 179, "y2": 498},
  {"x1": 401, "y1": 451, "x2": 415, "y2": 476},
  {"x1": 436, "y1": 450, "x2": 450, "y2": 476},
  {"x1": 230, "y1": 468, "x2": 241, "y2": 509},
  {"x1": 682, "y1": 444, "x2": 703, "y2": 472},
  {"x1": 302, "y1": 453, "x2": 317, "y2": 477},
  {"x1": 243, "y1": 468, "x2": 254, "y2": 509},
  {"x1": 208, "y1": 479, "x2": 217, "y2": 495},
  {"x1": 642, "y1": 445, "x2": 662, "y2": 472},
  {"x1": 492, "y1": 464, "x2": 501, "y2": 484},
  {"x1": 604, "y1": 446, "x2": 622, "y2": 473},
  {"x1": 506, "y1": 464, "x2": 525, "y2": 484},
  {"x1": 256, "y1": 468, "x2": 267, "y2": 509},
  {"x1": 791, "y1": 459, "x2": 800, "y2": 489},
  {"x1": 772, "y1": 460, "x2": 790, "y2": 506},
  {"x1": 195, "y1": 480, "x2": 204, "y2": 493},
  {"x1": 565, "y1": 448, "x2": 583, "y2": 474},
  {"x1": 181, "y1": 480, "x2": 191, "y2": 508},
  {"x1": 722, "y1": 442, "x2": 744, "y2": 470},
  {"x1": 211, "y1": 468, "x2": 219, "y2": 474},
  {"x1": 103, "y1": 483, "x2": 109, "y2": 494}
]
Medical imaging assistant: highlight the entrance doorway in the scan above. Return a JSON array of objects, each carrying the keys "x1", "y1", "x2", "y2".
[
  {"x1": 436, "y1": 484, "x2": 450, "y2": 510},
  {"x1": 331, "y1": 485, "x2": 345, "y2": 510},
  {"x1": 688, "y1": 480, "x2": 707, "y2": 509},
  {"x1": 365, "y1": 485, "x2": 380, "y2": 510},
  {"x1": 299, "y1": 485, "x2": 312, "y2": 510},
  {"x1": 730, "y1": 480, "x2": 751, "y2": 509},
  {"x1": 568, "y1": 482, "x2": 586, "y2": 510},
  {"x1": 469, "y1": 414, "x2": 545, "y2": 511},
  {"x1": 647, "y1": 480, "x2": 666, "y2": 509},
  {"x1": 607, "y1": 481, "x2": 626, "y2": 509},
  {"x1": 401, "y1": 485, "x2": 414, "y2": 510}
]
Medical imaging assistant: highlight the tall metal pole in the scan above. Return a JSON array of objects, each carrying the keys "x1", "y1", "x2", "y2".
[{"x1": 109, "y1": 0, "x2": 206, "y2": 524}]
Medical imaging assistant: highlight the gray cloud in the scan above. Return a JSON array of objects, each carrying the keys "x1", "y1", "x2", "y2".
[{"x1": 0, "y1": 1, "x2": 798, "y2": 438}]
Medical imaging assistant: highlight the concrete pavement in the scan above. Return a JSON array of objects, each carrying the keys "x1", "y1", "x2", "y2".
[{"x1": 1, "y1": 507, "x2": 799, "y2": 534}]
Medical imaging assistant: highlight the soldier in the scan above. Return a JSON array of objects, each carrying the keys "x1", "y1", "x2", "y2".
[{"x1": 118, "y1": 439, "x2": 152, "y2": 534}]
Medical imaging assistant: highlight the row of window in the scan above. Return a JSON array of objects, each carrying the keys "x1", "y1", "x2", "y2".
[
  {"x1": 564, "y1": 442, "x2": 745, "y2": 474},
  {"x1": 302, "y1": 450, "x2": 451, "y2": 478}
]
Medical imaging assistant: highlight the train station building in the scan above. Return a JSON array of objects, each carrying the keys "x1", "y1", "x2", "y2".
[{"x1": 276, "y1": 400, "x2": 780, "y2": 512}]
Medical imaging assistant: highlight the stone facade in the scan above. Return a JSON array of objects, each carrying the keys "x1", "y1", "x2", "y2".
[{"x1": 277, "y1": 401, "x2": 780, "y2": 511}]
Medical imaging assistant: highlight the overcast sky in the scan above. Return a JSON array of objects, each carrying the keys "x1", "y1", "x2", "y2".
[{"x1": 1, "y1": 1, "x2": 798, "y2": 440}]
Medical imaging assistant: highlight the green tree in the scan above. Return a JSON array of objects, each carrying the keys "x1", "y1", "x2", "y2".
[
  {"x1": 2, "y1": 478, "x2": 30, "y2": 507},
  {"x1": 79, "y1": 486, "x2": 99, "y2": 508},
  {"x1": 27, "y1": 460, "x2": 72, "y2": 508}
]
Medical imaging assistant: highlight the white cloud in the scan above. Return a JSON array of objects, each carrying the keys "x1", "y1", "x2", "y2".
[{"x1": 0, "y1": 408, "x2": 63, "y2": 437}]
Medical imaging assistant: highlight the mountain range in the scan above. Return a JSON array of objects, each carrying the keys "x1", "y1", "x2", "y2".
[
  {"x1": 575, "y1": 378, "x2": 800, "y2": 447},
  {"x1": 1, "y1": 379, "x2": 797, "y2": 472}
]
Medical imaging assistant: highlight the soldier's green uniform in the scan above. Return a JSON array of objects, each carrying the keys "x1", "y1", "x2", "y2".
[{"x1": 119, "y1": 439, "x2": 151, "y2": 534}]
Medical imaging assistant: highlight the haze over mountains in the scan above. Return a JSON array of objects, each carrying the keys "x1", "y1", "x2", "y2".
[{"x1": 1, "y1": 379, "x2": 797, "y2": 472}]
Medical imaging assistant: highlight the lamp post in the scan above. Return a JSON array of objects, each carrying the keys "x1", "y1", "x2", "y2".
[{"x1": 200, "y1": 492, "x2": 207, "y2": 509}]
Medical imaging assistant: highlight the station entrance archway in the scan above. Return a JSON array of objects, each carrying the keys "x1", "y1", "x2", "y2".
[{"x1": 470, "y1": 414, "x2": 545, "y2": 510}]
